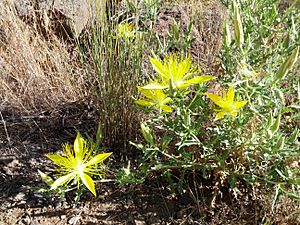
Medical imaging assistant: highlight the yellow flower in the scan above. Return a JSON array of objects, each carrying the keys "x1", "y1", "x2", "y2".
[
  {"x1": 45, "y1": 133, "x2": 112, "y2": 196},
  {"x1": 117, "y1": 23, "x2": 135, "y2": 40},
  {"x1": 142, "y1": 54, "x2": 215, "y2": 90},
  {"x1": 206, "y1": 87, "x2": 247, "y2": 120},
  {"x1": 135, "y1": 87, "x2": 172, "y2": 112}
]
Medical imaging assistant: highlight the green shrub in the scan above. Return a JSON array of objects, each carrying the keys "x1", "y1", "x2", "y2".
[{"x1": 124, "y1": 0, "x2": 300, "y2": 205}]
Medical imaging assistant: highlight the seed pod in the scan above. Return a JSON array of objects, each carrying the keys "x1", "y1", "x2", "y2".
[
  {"x1": 270, "y1": 114, "x2": 281, "y2": 134},
  {"x1": 224, "y1": 20, "x2": 232, "y2": 48},
  {"x1": 141, "y1": 122, "x2": 154, "y2": 145},
  {"x1": 266, "y1": 111, "x2": 274, "y2": 129},
  {"x1": 272, "y1": 47, "x2": 299, "y2": 85},
  {"x1": 289, "y1": 128, "x2": 299, "y2": 143},
  {"x1": 233, "y1": 0, "x2": 244, "y2": 49},
  {"x1": 276, "y1": 134, "x2": 285, "y2": 150},
  {"x1": 273, "y1": 88, "x2": 285, "y2": 103}
]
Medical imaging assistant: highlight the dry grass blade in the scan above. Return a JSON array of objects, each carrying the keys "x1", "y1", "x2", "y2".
[{"x1": 0, "y1": 1, "x2": 85, "y2": 113}]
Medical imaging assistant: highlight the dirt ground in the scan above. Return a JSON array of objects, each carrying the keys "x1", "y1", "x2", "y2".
[
  {"x1": 1, "y1": 1, "x2": 300, "y2": 224},
  {"x1": 1, "y1": 103, "x2": 299, "y2": 225}
]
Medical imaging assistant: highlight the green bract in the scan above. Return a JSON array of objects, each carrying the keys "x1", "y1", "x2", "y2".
[
  {"x1": 206, "y1": 87, "x2": 247, "y2": 120},
  {"x1": 135, "y1": 87, "x2": 173, "y2": 112},
  {"x1": 143, "y1": 54, "x2": 215, "y2": 90},
  {"x1": 45, "y1": 133, "x2": 112, "y2": 196}
]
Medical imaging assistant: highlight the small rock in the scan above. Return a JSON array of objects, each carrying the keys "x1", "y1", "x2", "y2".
[
  {"x1": 14, "y1": 192, "x2": 27, "y2": 201},
  {"x1": 68, "y1": 215, "x2": 81, "y2": 225},
  {"x1": 30, "y1": 219, "x2": 40, "y2": 225},
  {"x1": 60, "y1": 215, "x2": 67, "y2": 219},
  {"x1": 134, "y1": 220, "x2": 146, "y2": 225}
]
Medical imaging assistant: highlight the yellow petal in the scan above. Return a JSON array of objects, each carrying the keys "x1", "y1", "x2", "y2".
[
  {"x1": 161, "y1": 97, "x2": 172, "y2": 104},
  {"x1": 206, "y1": 92, "x2": 224, "y2": 108},
  {"x1": 45, "y1": 154, "x2": 71, "y2": 168},
  {"x1": 215, "y1": 111, "x2": 226, "y2": 120},
  {"x1": 234, "y1": 100, "x2": 247, "y2": 109},
  {"x1": 149, "y1": 57, "x2": 169, "y2": 79},
  {"x1": 135, "y1": 99, "x2": 153, "y2": 107},
  {"x1": 161, "y1": 105, "x2": 172, "y2": 113},
  {"x1": 226, "y1": 87, "x2": 235, "y2": 102},
  {"x1": 137, "y1": 87, "x2": 155, "y2": 99},
  {"x1": 230, "y1": 111, "x2": 238, "y2": 117},
  {"x1": 74, "y1": 133, "x2": 85, "y2": 159},
  {"x1": 186, "y1": 76, "x2": 216, "y2": 85},
  {"x1": 38, "y1": 170, "x2": 54, "y2": 186},
  {"x1": 141, "y1": 83, "x2": 167, "y2": 90},
  {"x1": 85, "y1": 152, "x2": 112, "y2": 167},
  {"x1": 80, "y1": 172, "x2": 96, "y2": 196},
  {"x1": 51, "y1": 173, "x2": 74, "y2": 189}
]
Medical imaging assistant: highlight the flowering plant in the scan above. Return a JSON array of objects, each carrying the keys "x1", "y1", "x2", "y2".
[{"x1": 44, "y1": 133, "x2": 112, "y2": 196}]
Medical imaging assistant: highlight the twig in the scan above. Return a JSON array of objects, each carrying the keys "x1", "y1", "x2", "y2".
[{"x1": 0, "y1": 111, "x2": 12, "y2": 148}]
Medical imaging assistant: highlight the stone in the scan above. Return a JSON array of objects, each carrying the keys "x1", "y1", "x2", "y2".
[{"x1": 13, "y1": 0, "x2": 91, "y2": 39}]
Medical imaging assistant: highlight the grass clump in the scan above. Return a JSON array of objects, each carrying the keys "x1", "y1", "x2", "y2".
[{"x1": 0, "y1": 1, "x2": 84, "y2": 112}]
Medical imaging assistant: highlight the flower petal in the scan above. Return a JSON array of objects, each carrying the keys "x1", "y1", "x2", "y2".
[
  {"x1": 215, "y1": 111, "x2": 226, "y2": 120},
  {"x1": 80, "y1": 172, "x2": 96, "y2": 196},
  {"x1": 45, "y1": 154, "x2": 71, "y2": 168},
  {"x1": 51, "y1": 173, "x2": 74, "y2": 189},
  {"x1": 141, "y1": 83, "x2": 167, "y2": 90},
  {"x1": 186, "y1": 76, "x2": 216, "y2": 85},
  {"x1": 149, "y1": 57, "x2": 169, "y2": 79},
  {"x1": 137, "y1": 87, "x2": 155, "y2": 99},
  {"x1": 38, "y1": 170, "x2": 54, "y2": 186},
  {"x1": 85, "y1": 152, "x2": 112, "y2": 167},
  {"x1": 74, "y1": 133, "x2": 85, "y2": 160},
  {"x1": 234, "y1": 100, "x2": 248, "y2": 109},
  {"x1": 135, "y1": 100, "x2": 153, "y2": 107},
  {"x1": 230, "y1": 111, "x2": 238, "y2": 117},
  {"x1": 226, "y1": 87, "x2": 235, "y2": 102},
  {"x1": 160, "y1": 105, "x2": 173, "y2": 113},
  {"x1": 206, "y1": 92, "x2": 225, "y2": 108}
]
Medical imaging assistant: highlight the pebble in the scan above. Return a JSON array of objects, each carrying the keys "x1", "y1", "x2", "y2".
[
  {"x1": 134, "y1": 220, "x2": 146, "y2": 225},
  {"x1": 68, "y1": 215, "x2": 81, "y2": 224},
  {"x1": 60, "y1": 215, "x2": 67, "y2": 219}
]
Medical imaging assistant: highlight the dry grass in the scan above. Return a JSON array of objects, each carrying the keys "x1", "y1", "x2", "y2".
[{"x1": 0, "y1": 1, "x2": 85, "y2": 113}]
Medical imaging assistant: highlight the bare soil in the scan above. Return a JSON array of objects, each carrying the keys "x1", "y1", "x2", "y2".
[{"x1": 1, "y1": 103, "x2": 299, "y2": 225}]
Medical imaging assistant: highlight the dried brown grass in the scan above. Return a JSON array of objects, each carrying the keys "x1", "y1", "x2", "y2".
[{"x1": 0, "y1": 1, "x2": 85, "y2": 113}]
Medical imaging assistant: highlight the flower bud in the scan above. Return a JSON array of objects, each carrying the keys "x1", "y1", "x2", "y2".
[
  {"x1": 141, "y1": 122, "x2": 154, "y2": 145},
  {"x1": 233, "y1": 1, "x2": 244, "y2": 49},
  {"x1": 272, "y1": 47, "x2": 299, "y2": 85}
]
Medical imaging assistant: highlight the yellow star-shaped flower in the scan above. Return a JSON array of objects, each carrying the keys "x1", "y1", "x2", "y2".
[
  {"x1": 135, "y1": 87, "x2": 172, "y2": 113},
  {"x1": 142, "y1": 54, "x2": 215, "y2": 90},
  {"x1": 45, "y1": 133, "x2": 112, "y2": 196},
  {"x1": 206, "y1": 87, "x2": 247, "y2": 120}
]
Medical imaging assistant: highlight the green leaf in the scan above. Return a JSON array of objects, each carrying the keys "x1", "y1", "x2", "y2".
[
  {"x1": 85, "y1": 152, "x2": 112, "y2": 167},
  {"x1": 80, "y1": 172, "x2": 96, "y2": 196}
]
